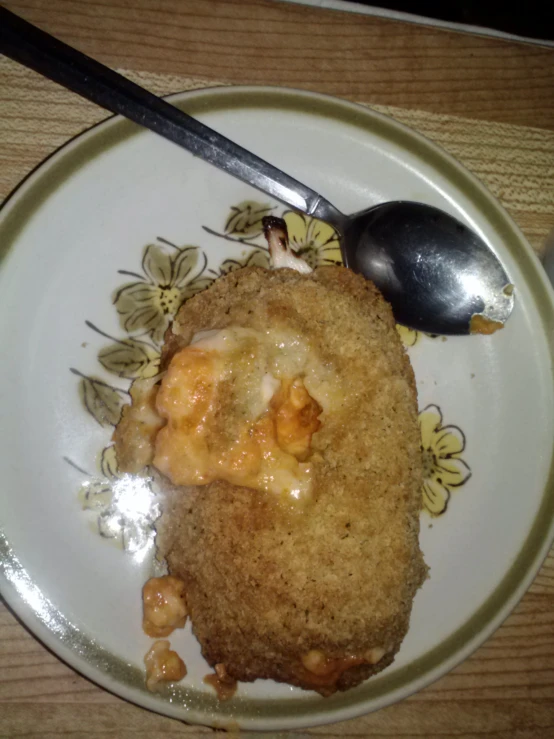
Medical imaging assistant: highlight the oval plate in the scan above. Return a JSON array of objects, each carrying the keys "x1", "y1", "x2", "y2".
[{"x1": 1, "y1": 86, "x2": 554, "y2": 730}]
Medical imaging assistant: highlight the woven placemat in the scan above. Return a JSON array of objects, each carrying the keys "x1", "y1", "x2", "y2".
[{"x1": 2, "y1": 58, "x2": 553, "y2": 256}]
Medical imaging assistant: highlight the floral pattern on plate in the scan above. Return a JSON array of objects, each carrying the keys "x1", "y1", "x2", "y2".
[
  {"x1": 68, "y1": 201, "x2": 472, "y2": 552},
  {"x1": 419, "y1": 404, "x2": 472, "y2": 515},
  {"x1": 396, "y1": 325, "x2": 442, "y2": 348},
  {"x1": 70, "y1": 447, "x2": 160, "y2": 555},
  {"x1": 114, "y1": 240, "x2": 211, "y2": 345}
]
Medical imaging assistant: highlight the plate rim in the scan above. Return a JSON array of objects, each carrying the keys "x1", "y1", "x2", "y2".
[{"x1": 1, "y1": 83, "x2": 554, "y2": 731}]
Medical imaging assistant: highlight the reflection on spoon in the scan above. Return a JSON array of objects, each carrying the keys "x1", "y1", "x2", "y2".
[{"x1": 0, "y1": 7, "x2": 514, "y2": 335}]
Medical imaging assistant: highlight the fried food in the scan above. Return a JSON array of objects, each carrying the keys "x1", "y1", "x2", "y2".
[
  {"x1": 142, "y1": 575, "x2": 188, "y2": 638},
  {"x1": 144, "y1": 640, "x2": 187, "y2": 692},
  {"x1": 114, "y1": 264, "x2": 427, "y2": 695}
]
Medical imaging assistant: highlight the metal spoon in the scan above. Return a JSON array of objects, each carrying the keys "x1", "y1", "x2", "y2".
[{"x1": 0, "y1": 7, "x2": 513, "y2": 335}]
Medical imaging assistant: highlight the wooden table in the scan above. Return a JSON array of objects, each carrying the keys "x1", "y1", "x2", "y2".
[{"x1": 1, "y1": 1, "x2": 554, "y2": 737}]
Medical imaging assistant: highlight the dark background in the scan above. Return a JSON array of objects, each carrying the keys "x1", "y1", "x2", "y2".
[{"x1": 352, "y1": 1, "x2": 554, "y2": 41}]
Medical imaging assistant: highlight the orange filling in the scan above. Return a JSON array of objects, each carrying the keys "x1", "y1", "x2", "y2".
[
  {"x1": 470, "y1": 314, "x2": 504, "y2": 335},
  {"x1": 114, "y1": 377, "x2": 165, "y2": 474},
  {"x1": 203, "y1": 664, "x2": 238, "y2": 701},
  {"x1": 152, "y1": 329, "x2": 324, "y2": 500},
  {"x1": 142, "y1": 575, "x2": 188, "y2": 638},
  {"x1": 272, "y1": 377, "x2": 321, "y2": 460},
  {"x1": 144, "y1": 640, "x2": 187, "y2": 691},
  {"x1": 297, "y1": 648, "x2": 387, "y2": 688}
]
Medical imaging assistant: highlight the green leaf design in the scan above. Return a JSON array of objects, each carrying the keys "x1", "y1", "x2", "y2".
[
  {"x1": 181, "y1": 274, "x2": 215, "y2": 299},
  {"x1": 79, "y1": 479, "x2": 114, "y2": 511},
  {"x1": 98, "y1": 337, "x2": 160, "y2": 379},
  {"x1": 219, "y1": 249, "x2": 271, "y2": 275},
  {"x1": 224, "y1": 201, "x2": 274, "y2": 238},
  {"x1": 100, "y1": 445, "x2": 119, "y2": 480},
  {"x1": 72, "y1": 369, "x2": 128, "y2": 427}
]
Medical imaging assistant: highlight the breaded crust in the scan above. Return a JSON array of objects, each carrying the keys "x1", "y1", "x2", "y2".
[{"x1": 150, "y1": 265, "x2": 426, "y2": 695}]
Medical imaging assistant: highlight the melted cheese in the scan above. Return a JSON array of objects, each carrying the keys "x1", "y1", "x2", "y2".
[
  {"x1": 152, "y1": 327, "x2": 341, "y2": 501},
  {"x1": 115, "y1": 376, "x2": 165, "y2": 474},
  {"x1": 297, "y1": 647, "x2": 387, "y2": 688}
]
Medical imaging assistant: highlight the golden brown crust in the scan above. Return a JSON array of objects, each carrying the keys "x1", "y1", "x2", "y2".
[{"x1": 131, "y1": 265, "x2": 426, "y2": 695}]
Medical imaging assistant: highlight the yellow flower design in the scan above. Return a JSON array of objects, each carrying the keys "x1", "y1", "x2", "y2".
[
  {"x1": 396, "y1": 326, "x2": 443, "y2": 348},
  {"x1": 282, "y1": 211, "x2": 342, "y2": 268},
  {"x1": 113, "y1": 242, "x2": 211, "y2": 344},
  {"x1": 419, "y1": 404, "x2": 471, "y2": 515},
  {"x1": 396, "y1": 325, "x2": 419, "y2": 347}
]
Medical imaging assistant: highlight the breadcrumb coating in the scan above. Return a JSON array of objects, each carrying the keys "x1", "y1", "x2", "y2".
[{"x1": 143, "y1": 266, "x2": 428, "y2": 695}]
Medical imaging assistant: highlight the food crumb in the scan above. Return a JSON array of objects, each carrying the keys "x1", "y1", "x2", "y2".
[
  {"x1": 142, "y1": 575, "x2": 188, "y2": 638},
  {"x1": 144, "y1": 640, "x2": 187, "y2": 691},
  {"x1": 470, "y1": 314, "x2": 504, "y2": 335},
  {"x1": 204, "y1": 663, "x2": 238, "y2": 701}
]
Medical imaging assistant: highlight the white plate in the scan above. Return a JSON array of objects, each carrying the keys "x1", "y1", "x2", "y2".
[{"x1": 1, "y1": 86, "x2": 554, "y2": 731}]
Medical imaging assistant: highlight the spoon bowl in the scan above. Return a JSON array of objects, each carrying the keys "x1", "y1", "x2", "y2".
[
  {"x1": 339, "y1": 202, "x2": 514, "y2": 334},
  {"x1": 0, "y1": 7, "x2": 514, "y2": 336}
]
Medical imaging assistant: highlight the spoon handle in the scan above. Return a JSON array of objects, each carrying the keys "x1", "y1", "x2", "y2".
[{"x1": 0, "y1": 7, "x2": 344, "y2": 226}]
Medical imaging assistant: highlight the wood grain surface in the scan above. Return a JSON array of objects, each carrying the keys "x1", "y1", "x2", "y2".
[
  {"x1": 1, "y1": 1, "x2": 554, "y2": 737},
  {"x1": 2, "y1": 0, "x2": 554, "y2": 130}
]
